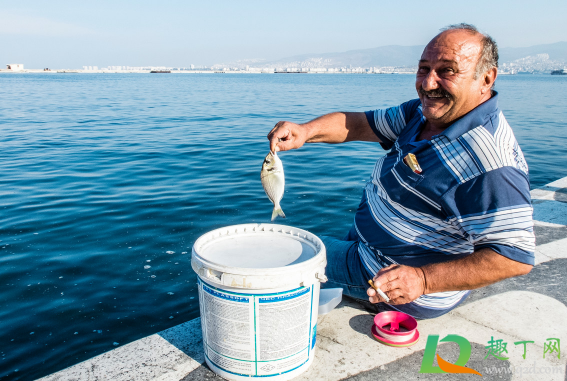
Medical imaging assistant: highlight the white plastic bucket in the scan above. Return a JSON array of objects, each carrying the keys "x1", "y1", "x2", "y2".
[{"x1": 191, "y1": 223, "x2": 327, "y2": 381}]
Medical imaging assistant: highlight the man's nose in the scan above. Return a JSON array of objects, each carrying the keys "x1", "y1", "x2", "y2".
[{"x1": 421, "y1": 70, "x2": 439, "y2": 91}]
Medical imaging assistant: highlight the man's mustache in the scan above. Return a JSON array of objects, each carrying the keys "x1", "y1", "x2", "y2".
[{"x1": 418, "y1": 87, "x2": 452, "y2": 100}]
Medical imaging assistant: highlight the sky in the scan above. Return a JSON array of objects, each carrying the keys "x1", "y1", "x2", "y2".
[{"x1": 2, "y1": 0, "x2": 567, "y2": 69}]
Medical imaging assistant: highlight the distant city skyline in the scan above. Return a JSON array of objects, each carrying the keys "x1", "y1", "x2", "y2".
[{"x1": 2, "y1": 0, "x2": 567, "y2": 68}]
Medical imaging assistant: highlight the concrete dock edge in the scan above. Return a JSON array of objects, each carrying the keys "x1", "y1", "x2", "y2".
[{"x1": 39, "y1": 176, "x2": 567, "y2": 381}]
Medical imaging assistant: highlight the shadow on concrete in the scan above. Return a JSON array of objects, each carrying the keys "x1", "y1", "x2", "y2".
[
  {"x1": 345, "y1": 342, "x2": 513, "y2": 381},
  {"x1": 348, "y1": 313, "x2": 375, "y2": 340},
  {"x1": 545, "y1": 186, "x2": 567, "y2": 202},
  {"x1": 156, "y1": 318, "x2": 207, "y2": 380},
  {"x1": 463, "y1": 258, "x2": 567, "y2": 308},
  {"x1": 534, "y1": 185, "x2": 567, "y2": 202},
  {"x1": 555, "y1": 187, "x2": 567, "y2": 203},
  {"x1": 341, "y1": 294, "x2": 380, "y2": 314},
  {"x1": 534, "y1": 224, "x2": 567, "y2": 245},
  {"x1": 158, "y1": 322, "x2": 204, "y2": 360},
  {"x1": 553, "y1": 188, "x2": 567, "y2": 202}
]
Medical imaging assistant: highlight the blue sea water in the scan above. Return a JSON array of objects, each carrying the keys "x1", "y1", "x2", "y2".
[{"x1": 0, "y1": 73, "x2": 566, "y2": 380}]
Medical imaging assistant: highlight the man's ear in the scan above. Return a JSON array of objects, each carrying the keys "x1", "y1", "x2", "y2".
[{"x1": 482, "y1": 67, "x2": 498, "y2": 94}]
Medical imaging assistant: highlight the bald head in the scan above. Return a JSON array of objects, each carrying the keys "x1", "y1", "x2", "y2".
[
  {"x1": 427, "y1": 29, "x2": 484, "y2": 77},
  {"x1": 437, "y1": 23, "x2": 499, "y2": 79}
]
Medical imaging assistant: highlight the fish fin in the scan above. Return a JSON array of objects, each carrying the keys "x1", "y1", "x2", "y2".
[{"x1": 271, "y1": 206, "x2": 286, "y2": 221}]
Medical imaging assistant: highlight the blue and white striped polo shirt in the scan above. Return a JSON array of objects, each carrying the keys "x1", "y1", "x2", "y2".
[{"x1": 354, "y1": 92, "x2": 535, "y2": 310}]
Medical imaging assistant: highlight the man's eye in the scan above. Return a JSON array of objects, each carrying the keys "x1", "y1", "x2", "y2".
[{"x1": 417, "y1": 67, "x2": 429, "y2": 73}]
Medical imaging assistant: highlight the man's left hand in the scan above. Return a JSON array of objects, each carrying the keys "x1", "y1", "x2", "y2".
[{"x1": 367, "y1": 264, "x2": 426, "y2": 305}]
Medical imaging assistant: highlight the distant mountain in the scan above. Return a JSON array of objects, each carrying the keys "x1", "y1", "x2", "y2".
[
  {"x1": 499, "y1": 42, "x2": 567, "y2": 63},
  {"x1": 259, "y1": 45, "x2": 425, "y2": 69},
  {"x1": 249, "y1": 42, "x2": 567, "y2": 69}
]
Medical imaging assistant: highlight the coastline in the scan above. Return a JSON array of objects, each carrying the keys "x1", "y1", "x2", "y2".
[
  {"x1": 0, "y1": 70, "x2": 419, "y2": 74},
  {"x1": 0, "y1": 70, "x2": 523, "y2": 75}
]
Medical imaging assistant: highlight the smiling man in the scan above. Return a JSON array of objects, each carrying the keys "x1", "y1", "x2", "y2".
[{"x1": 267, "y1": 23, "x2": 535, "y2": 319}]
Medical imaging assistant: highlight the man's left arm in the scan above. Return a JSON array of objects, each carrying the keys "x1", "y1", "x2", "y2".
[{"x1": 368, "y1": 248, "x2": 532, "y2": 305}]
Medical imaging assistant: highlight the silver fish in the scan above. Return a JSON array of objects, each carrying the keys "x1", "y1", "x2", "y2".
[{"x1": 261, "y1": 151, "x2": 286, "y2": 221}]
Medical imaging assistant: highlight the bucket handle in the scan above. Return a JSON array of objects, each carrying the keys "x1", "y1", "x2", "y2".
[
  {"x1": 315, "y1": 272, "x2": 328, "y2": 283},
  {"x1": 204, "y1": 268, "x2": 223, "y2": 282}
]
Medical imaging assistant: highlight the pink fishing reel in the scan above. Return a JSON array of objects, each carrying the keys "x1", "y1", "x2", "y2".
[{"x1": 371, "y1": 311, "x2": 419, "y2": 347}]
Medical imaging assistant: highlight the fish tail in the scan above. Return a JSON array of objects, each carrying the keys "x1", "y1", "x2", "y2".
[{"x1": 271, "y1": 205, "x2": 286, "y2": 221}]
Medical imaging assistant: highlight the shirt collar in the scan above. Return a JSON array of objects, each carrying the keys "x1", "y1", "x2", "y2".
[{"x1": 431, "y1": 91, "x2": 500, "y2": 140}]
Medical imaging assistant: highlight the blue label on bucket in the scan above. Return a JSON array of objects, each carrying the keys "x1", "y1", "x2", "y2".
[
  {"x1": 311, "y1": 324, "x2": 317, "y2": 349},
  {"x1": 258, "y1": 287, "x2": 310, "y2": 303},
  {"x1": 202, "y1": 283, "x2": 249, "y2": 303},
  {"x1": 198, "y1": 278, "x2": 317, "y2": 378}
]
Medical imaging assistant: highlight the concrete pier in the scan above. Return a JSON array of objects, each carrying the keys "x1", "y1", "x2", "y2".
[{"x1": 39, "y1": 177, "x2": 567, "y2": 381}]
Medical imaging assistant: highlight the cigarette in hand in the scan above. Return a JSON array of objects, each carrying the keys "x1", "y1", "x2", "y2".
[{"x1": 368, "y1": 279, "x2": 390, "y2": 302}]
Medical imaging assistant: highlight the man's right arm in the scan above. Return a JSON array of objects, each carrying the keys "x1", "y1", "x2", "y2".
[{"x1": 268, "y1": 112, "x2": 380, "y2": 153}]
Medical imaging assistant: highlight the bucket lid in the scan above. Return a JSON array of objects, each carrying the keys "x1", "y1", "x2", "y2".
[{"x1": 191, "y1": 224, "x2": 326, "y2": 290}]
